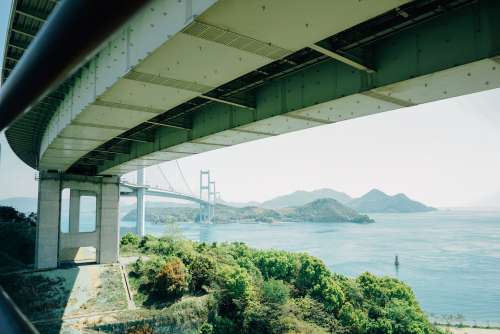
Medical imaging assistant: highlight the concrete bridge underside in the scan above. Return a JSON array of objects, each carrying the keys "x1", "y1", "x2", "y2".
[{"x1": 3, "y1": 0, "x2": 500, "y2": 269}]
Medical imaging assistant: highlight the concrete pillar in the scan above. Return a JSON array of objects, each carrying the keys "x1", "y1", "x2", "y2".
[
  {"x1": 35, "y1": 172, "x2": 61, "y2": 269},
  {"x1": 136, "y1": 168, "x2": 146, "y2": 237},
  {"x1": 35, "y1": 173, "x2": 120, "y2": 268},
  {"x1": 99, "y1": 176, "x2": 120, "y2": 264},
  {"x1": 69, "y1": 189, "x2": 80, "y2": 233}
]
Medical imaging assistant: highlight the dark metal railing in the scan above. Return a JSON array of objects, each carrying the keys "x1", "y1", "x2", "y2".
[
  {"x1": 0, "y1": 286, "x2": 39, "y2": 334},
  {"x1": 0, "y1": 0, "x2": 151, "y2": 131}
]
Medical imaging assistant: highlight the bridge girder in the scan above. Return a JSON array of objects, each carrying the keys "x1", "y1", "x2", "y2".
[
  {"x1": 4, "y1": 0, "x2": 412, "y2": 174},
  {"x1": 98, "y1": 0, "x2": 500, "y2": 175},
  {"x1": 4, "y1": 0, "x2": 500, "y2": 176}
]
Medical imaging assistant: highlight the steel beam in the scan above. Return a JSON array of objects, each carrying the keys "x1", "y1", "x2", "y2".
[
  {"x1": 11, "y1": 28, "x2": 36, "y2": 39},
  {"x1": 309, "y1": 44, "x2": 375, "y2": 73},
  {"x1": 145, "y1": 120, "x2": 191, "y2": 131},
  {"x1": 15, "y1": 9, "x2": 47, "y2": 23},
  {"x1": 200, "y1": 95, "x2": 255, "y2": 110}
]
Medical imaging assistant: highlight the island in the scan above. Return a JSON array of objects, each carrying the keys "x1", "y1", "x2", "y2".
[
  {"x1": 123, "y1": 198, "x2": 374, "y2": 224},
  {"x1": 347, "y1": 189, "x2": 436, "y2": 213}
]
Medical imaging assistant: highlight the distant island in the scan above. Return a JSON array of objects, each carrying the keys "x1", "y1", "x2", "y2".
[
  {"x1": 2, "y1": 188, "x2": 435, "y2": 225},
  {"x1": 224, "y1": 188, "x2": 435, "y2": 214},
  {"x1": 124, "y1": 198, "x2": 374, "y2": 224},
  {"x1": 347, "y1": 189, "x2": 436, "y2": 213}
]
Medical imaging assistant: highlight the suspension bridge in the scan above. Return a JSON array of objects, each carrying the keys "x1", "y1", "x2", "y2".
[
  {"x1": 119, "y1": 164, "x2": 217, "y2": 237},
  {"x1": 0, "y1": 0, "x2": 499, "y2": 271}
]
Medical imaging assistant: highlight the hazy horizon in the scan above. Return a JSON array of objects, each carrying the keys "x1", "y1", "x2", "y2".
[
  {"x1": 3, "y1": 88, "x2": 500, "y2": 208},
  {"x1": 2, "y1": 0, "x2": 500, "y2": 208}
]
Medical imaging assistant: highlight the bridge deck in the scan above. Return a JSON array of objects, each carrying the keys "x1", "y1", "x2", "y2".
[
  {"x1": 3, "y1": 0, "x2": 500, "y2": 176},
  {"x1": 120, "y1": 182, "x2": 208, "y2": 205}
]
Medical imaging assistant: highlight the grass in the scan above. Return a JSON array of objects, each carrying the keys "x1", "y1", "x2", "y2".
[
  {"x1": 0, "y1": 272, "x2": 71, "y2": 321},
  {"x1": 93, "y1": 295, "x2": 210, "y2": 333}
]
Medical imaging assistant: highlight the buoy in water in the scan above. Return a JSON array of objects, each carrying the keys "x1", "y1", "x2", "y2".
[{"x1": 394, "y1": 255, "x2": 400, "y2": 267}]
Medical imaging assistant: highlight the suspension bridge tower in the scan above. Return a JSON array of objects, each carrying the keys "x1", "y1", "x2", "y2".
[
  {"x1": 199, "y1": 170, "x2": 216, "y2": 224},
  {"x1": 136, "y1": 168, "x2": 146, "y2": 237}
]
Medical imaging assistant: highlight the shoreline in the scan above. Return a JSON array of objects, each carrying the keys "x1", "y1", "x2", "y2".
[{"x1": 439, "y1": 326, "x2": 500, "y2": 334}]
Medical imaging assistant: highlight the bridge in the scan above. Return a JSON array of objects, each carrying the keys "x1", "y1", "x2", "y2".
[
  {"x1": 1, "y1": 0, "x2": 499, "y2": 269},
  {"x1": 119, "y1": 167, "x2": 215, "y2": 237}
]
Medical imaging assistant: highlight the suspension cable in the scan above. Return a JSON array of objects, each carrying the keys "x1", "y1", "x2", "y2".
[
  {"x1": 157, "y1": 164, "x2": 174, "y2": 191},
  {"x1": 176, "y1": 160, "x2": 194, "y2": 196}
]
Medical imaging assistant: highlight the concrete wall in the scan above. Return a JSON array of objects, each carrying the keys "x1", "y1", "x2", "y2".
[
  {"x1": 35, "y1": 173, "x2": 120, "y2": 269},
  {"x1": 35, "y1": 172, "x2": 61, "y2": 269},
  {"x1": 99, "y1": 177, "x2": 120, "y2": 264}
]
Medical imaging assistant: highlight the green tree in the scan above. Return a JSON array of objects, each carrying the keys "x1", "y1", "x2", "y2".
[
  {"x1": 296, "y1": 254, "x2": 331, "y2": 293},
  {"x1": 154, "y1": 257, "x2": 189, "y2": 300},
  {"x1": 253, "y1": 250, "x2": 299, "y2": 282},
  {"x1": 262, "y1": 279, "x2": 290, "y2": 305},
  {"x1": 121, "y1": 232, "x2": 140, "y2": 246},
  {"x1": 190, "y1": 254, "x2": 216, "y2": 293},
  {"x1": 199, "y1": 322, "x2": 214, "y2": 334}
]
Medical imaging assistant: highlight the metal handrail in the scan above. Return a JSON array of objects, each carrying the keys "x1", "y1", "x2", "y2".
[
  {"x1": 0, "y1": 0, "x2": 151, "y2": 131},
  {"x1": 0, "y1": 286, "x2": 39, "y2": 334}
]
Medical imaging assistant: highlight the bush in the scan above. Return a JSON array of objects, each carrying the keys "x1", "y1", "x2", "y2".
[
  {"x1": 154, "y1": 257, "x2": 189, "y2": 300},
  {"x1": 262, "y1": 279, "x2": 290, "y2": 305},
  {"x1": 190, "y1": 254, "x2": 216, "y2": 293},
  {"x1": 296, "y1": 254, "x2": 331, "y2": 293},
  {"x1": 218, "y1": 266, "x2": 254, "y2": 306},
  {"x1": 132, "y1": 256, "x2": 168, "y2": 284},
  {"x1": 253, "y1": 250, "x2": 299, "y2": 282},
  {"x1": 0, "y1": 207, "x2": 36, "y2": 267},
  {"x1": 310, "y1": 275, "x2": 345, "y2": 314},
  {"x1": 199, "y1": 322, "x2": 214, "y2": 334},
  {"x1": 121, "y1": 232, "x2": 140, "y2": 246}
]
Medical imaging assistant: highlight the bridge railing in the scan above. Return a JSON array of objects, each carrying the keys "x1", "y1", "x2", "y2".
[{"x1": 0, "y1": 286, "x2": 39, "y2": 333}]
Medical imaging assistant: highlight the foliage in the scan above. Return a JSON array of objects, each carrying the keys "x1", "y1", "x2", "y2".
[
  {"x1": 262, "y1": 279, "x2": 290, "y2": 305},
  {"x1": 0, "y1": 206, "x2": 36, "y2": 224},
  {"x1": 123, "y1": 235, "x2": 444, "y2": 334},
  {"x1": 253, "y1": 250, "x2": 299, "y2": 282},
  {"x1": 0, "y1": 206, "x2": 36, "y2": 268},
  {"x1": 122, "y1": 197, "x2": 373, "y2": 224},
  {"x1": 154, "y1": 257, "x2": 189, "y2": 300},
  {"x1": 190, "y1": 254, "x2": 216, "y2": 293},
  {"x1": 121, "y1": 232, "x2": 140, "y2": 246},
  {"x1": 199, "y1": 322, "x2": 214, "y2": 334}
]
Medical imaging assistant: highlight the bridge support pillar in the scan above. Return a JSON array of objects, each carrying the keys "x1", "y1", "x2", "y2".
[
  {"x1": 35, "y1": 172, "x2": 61, "y2": 269},
  {"x1": 35, "y1": 172, "x2": 120, "y2": 269},
  {"x1": 136, "y1": 168, "x2": 146, "y2": 237}
]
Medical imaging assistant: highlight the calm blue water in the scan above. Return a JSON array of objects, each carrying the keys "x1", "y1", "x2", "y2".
[{"x1": 119, "y1": 210, "x2": 500, "y2": 326}]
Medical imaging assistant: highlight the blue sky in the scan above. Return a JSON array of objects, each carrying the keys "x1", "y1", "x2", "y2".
[{"x1": 1, "y1": 3, "x2": 500, "y2": 207}]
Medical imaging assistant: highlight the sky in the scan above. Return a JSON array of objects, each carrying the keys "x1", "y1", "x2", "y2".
[{"x1": 1, "y1": 2, "x2": 500, "y2": 208}]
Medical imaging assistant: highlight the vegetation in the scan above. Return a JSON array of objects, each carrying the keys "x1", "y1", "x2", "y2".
[
  {"x1": 0, "y1": 206, "x2": 36, "y2": 270},
  {"x1": 123, "y1": 234, "x2": 444, "y2": 334}
]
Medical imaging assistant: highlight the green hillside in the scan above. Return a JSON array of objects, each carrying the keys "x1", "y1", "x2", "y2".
[
  {"x1": 116, "y1": 234, "x2": 445, "y2": 334},
  {"x1": 123, "y1": 198, "x2": 373, "y2": 224}
]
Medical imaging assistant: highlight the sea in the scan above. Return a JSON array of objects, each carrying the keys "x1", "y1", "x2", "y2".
[{"x1": 119, "y1": 210, "x2": 500, "y2": 326}]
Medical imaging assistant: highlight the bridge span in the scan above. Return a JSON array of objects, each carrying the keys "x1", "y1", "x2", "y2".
[
  {"x1": 120, "y1": 175, "x2": 212, "y2": 237},
  {"x1": 1, "y1": 0, "x2": 499, "y2": 269}
]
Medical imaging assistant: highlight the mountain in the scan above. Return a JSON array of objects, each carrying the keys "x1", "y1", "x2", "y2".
[
  {"x1": 347, "y1": 189, "x2": 435, "y2": 213},
  {"x1": 123, "y1": 198, "x2": 372, "y2": 224},
  {"x1": 0, "y1": 197, "x2": 37, "y2": 214},
  {"x1": 261, "y1": 188, "x2": 353, "y2": 208},
  {"x1": 281, "y1": 198, "x2": 373, "y2": 223}
]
